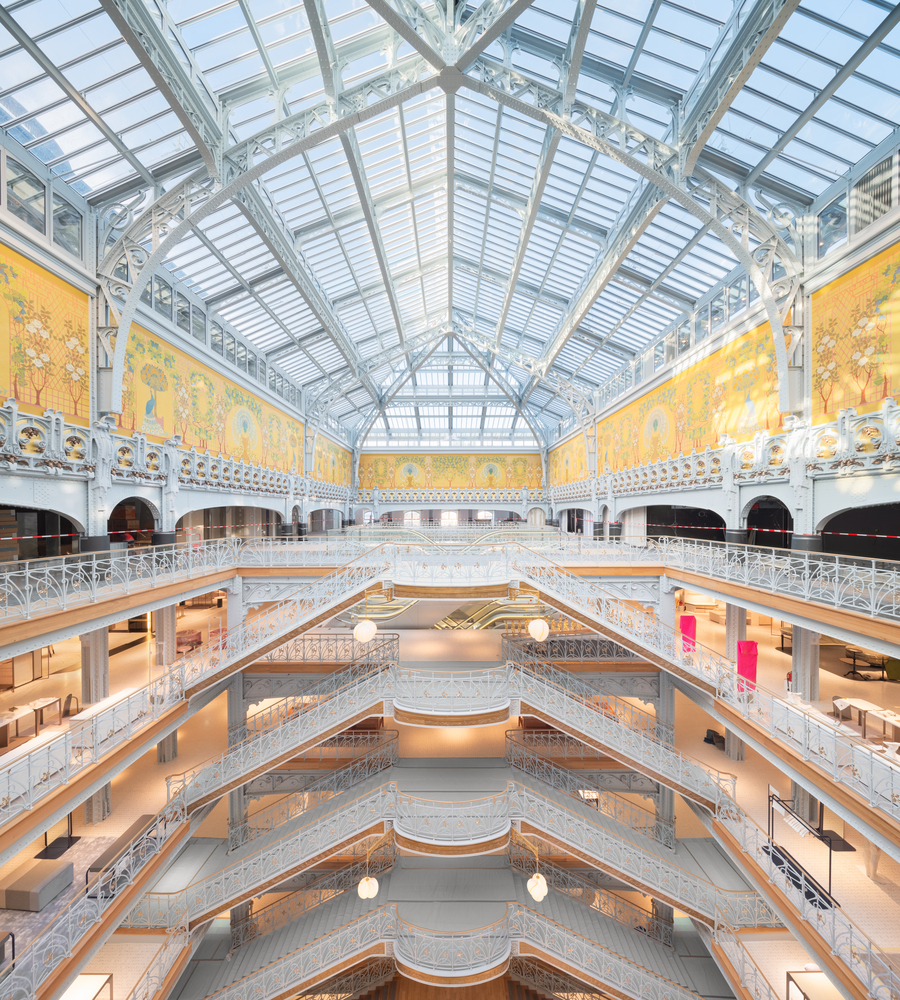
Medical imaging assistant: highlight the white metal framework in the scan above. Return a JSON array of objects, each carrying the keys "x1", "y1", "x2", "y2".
[{"x1": 3, "y1": 0, "x2": 900, "y2": 450}]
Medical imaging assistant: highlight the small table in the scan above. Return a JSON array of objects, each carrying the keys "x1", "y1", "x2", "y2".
[
  {"x1": 787, "y1": 970, "x2": 845, "y2": 1000},
  {"x1": 0, "y1": 696, "x2": 62, "y2": 748},
  {"x1": 844, "y1": 698, "x2": 883, "y2": 738},
  {"x1": 867, "y1": 708, "x2": 900, "y2": 741}
]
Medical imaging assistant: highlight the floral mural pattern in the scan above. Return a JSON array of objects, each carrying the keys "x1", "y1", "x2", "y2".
[
  {"x1": 548, "y1": 435, "x2": 588, "y2": 485},
  {"x1": 358, "y1": 453, "x2": 542, "y2": 490},
  {"x1": 811, "y1": 242, "x2": 900, "y2": 419},
  {"x1": 121, "y1": 326, "x2": 304, "y2": 471},
  {"x1": 595, "y1": 322, "x2": 783, "y2": 472},
  {"x1": 0, "y1": 242, "x2": 90, "y2": 423},
  {"x1": 312, "y1": 435, "x2": 352, "y2": 486}
]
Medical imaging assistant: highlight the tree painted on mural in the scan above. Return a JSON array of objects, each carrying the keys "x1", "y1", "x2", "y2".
[
  {"x1": 812, "y1": 317, "x2": 838, "y2": 414},
  {"x1": 846, "y1": 300, "x2": 890, "y2": 406},
  {"x1": 192, "y1": 373, "x2": 215, "y2": 449}
]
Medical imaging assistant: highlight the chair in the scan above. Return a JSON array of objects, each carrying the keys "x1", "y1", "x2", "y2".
[
  {"x1": 832, "y1": 697, "x2": 851, "y2": 721},
  {"x1": 63, "y1": 694, "x2": 80, "y2": 718},
  {"x1": 885, "y1": 659, "x2": 900, "y2": 683},
  {"x1": 883, "y1": 742, "x2": 900, "y2": 760}
]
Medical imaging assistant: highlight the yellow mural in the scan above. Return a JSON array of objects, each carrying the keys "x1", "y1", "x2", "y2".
[
  {"x1": 121, "y1": 325, "x2": 304, "y2": 471},
  {"x1": 0, "y1": 242, "x2": 90, "y2": 424},
  {"x1": 596, "y1": 322, "x2": 782, "y2": 472},
  {"x1": 312, "y1": 434, "x2": 352, "y2": 486},
  {"x1": 548, "y1": 435, "x2": 588, "y2": 485},
  {"x1": 811, "y1": 241, "x2": 900, "y2": 420},
  {"x1": 358, "y1": 453, "x2": 542, "y2": 490}
]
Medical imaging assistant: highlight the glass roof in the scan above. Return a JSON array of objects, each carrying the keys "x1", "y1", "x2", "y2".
[{"x1": 3, "y1": 0, "x2": 899, "y2": 446}]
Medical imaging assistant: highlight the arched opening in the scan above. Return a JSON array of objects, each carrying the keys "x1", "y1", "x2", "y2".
[
  {"x1": 440, "y1": 510, "x2": 458, "y2": 528},
  {"x1": 108, "y1": 498, "x2": 157, "y2": 548},
  {"x1": 527, "y1": 507, "x2": 546, "y2": 527},
  {"x1": 403, "y1": 511, "x2": 421, "y2": 527},
  {"x1": 0, "y1": 505, "x2": 82, "y2": 561},
  {"x1": 746, "y1": 497, "x2": 793, "y2": 549},
  {"x1": 597, "y1": 504, "x2": 610, "y2": 539},
  {"x1": 308, "y1": 508, "x2": 342, "y2": 534},
  {"x1": 564, "y1": 508, "x2": 593, "y2": 534},
  {"x1": 821, "y1": 503, "x2": 900, "y2": 562},
  {"x1": 647, "y1": 505, "x2": 725, "y2": 542},
  {"x1": 177, "y1": 506, "x2": 282, "y2": 542}
]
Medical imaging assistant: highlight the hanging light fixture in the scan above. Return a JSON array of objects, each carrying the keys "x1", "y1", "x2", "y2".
[
  {"x1": 357, "y1": 832, "x2": 383, "y2": 898},
  {"x1": 520, "y1": 834, "x2": 548, "y2": 901},
  {"x1": 527, "y1": 871, "x2": 548, "y2": 902},
  {"x1": 357, "y1": 874, "x2": 379, "y2": 899},
  {"x1": 528, "y1": 617, "x2": 550, "y2": 642},
  {"x1": 353, "y1": 590, "x2": 377, "y2": 644}
]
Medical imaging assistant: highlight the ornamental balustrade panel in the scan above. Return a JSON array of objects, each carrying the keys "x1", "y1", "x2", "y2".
[
  {"x1": 510, "y1": 906, "x2": 702, "y2": 1000},
  {"x1": 394, "y1": 790, "x2": 511, "y2": 845},
  {"x1": 717, "y1": 799, "x2": 900, "y2": 1000},
  {"x1": 511, "y1": 654, "x2": 671, "y2": 744},
  {"x1": 0, "y1": 795, "x2": 187, "y2": 1000},
  {"x1": 390, "y1": 666, "x2": 511, "y2": 715},
  {"x1": 121, "y1": 926, "x2": 192, "y2": 1000},
  {"x1": 184, "y1": 785, "x2": 396, "y2": 921},
  {"x1": 508, "y1": 662, "x2": 731, "y2": 804},
  {"x1": 245, "y1": 733, "x2": 396, "y2": 795},
  {"x1": 0, "y1": 538, "x2": 241, "y2": 621},
  {"x1": 507, "y1": 545, "x2": 900, "y2": 825},
  {"x1": 204, "y1": 906, "x2": 398, "y2": 1000},
  {"x1": 167, "y1": 664, "x2": 392, "y2": 806},
  {"x1": 507, "y1": 843, "x2": 674, "y2": 947},
  {"x1": 511, "y1": 784, "x2": 767, "y2": 925},
  {"x1": 448, "y1": 896, "x2": 774, "y2": 1000},
  {"x1": 711, "y1": 918, "x2": 779, "y2": 1000},
  {"x1": 256, "y1": 632, "x2": 399, "y2": 666},
  {"x1": 505, "y1": 736, "x2": 674, "y2": 849},
  {"x1": 655, "y1": 537, "x2": 900, "y2": 623},
  {"x1": 228, "y1": 733, "x2": 398, "y2": 850},
  {"x1": 394, "y1": 913, "x2": 510, "y2": 977},
  {"x1": 354, "y1": 486, "x2": 533, "y2": 505},
  {"x1": 233, "y1": 656, "x2": 395, "y2": 743},
  {"x1": 506, "y1": 633, "x2": 639, "y2": 664},
  {"x1": 230, "y1": 841, "x2": 396, "y2": 950}
]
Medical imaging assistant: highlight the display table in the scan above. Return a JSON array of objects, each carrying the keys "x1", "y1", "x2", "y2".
[{"x1": 0, "y1": 696, "x2": 62, "y2": 748}]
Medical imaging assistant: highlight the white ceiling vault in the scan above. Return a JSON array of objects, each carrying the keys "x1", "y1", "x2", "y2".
[{"x1": 4, "y1": 0, "x2": 900, "y2": 449}]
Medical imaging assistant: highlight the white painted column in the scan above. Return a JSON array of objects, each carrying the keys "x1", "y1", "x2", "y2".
[
  {"x1": 724, "y1": 603, "x2": 746, "y2": 662},
  {"x1": 153, "y1": 604, "x2": 179, "y2": 763},
  {"x1": 792, "y1": 626, "x2": 820, "y2": 702},
  {"x1": 80, "y1": 628, "x2": 111, "y2": 824},
  {"x1": 657, "y1": 673, "x2": 675, "y2": 830},
  {"x1": 227, "y1": 577, "x2": 244, "y2": 631},
  {"x1": 791, "y1": 626, "x2": 821, "y2": 823},
  {"x1": 723, "y1": 604, "x2": 747, "y2": 760}
]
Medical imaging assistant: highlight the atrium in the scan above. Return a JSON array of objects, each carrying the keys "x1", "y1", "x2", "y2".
[{"x1": 1, "y1": 0, "x2": 900, "y2": 999}]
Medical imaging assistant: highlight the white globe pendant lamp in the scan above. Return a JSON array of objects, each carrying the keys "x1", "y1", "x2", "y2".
[
  {"x1": 527, "y1": 871, "x2": 548, "y2": 902},
  {"x1": 353, "y1": 590, "x2": 377, "y2": 644},
  {"x1": 357, "y1": 874, "x2": 379, "y2": 899},
  {"x1": 353, "y1": 618, "x2": 377, "y2": 643},
  {"x1": 528, "y1": 617, "x2": 550, "y2": 642}
]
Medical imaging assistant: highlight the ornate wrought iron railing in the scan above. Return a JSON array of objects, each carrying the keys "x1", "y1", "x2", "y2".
[
  {"x1": 507, "y1": 840, "x2": 673, "y2": 947},
  {"x1": 228, "y1": 732, "x2": 398, "y2": 849},
  {"x1": 506, "y1": 732, "x2": 674, "y2": 849},
  {"x1": 0, "y1": 795, "x2": 187, "y2": 1000},
  {"x1": 229, "y1": 840, "x2": 397, "y2": 951}
]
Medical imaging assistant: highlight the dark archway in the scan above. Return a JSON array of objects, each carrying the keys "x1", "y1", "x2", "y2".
[
  {"x1": 746, "y1": 497, "x2": 793, "y2": 549},
  {"x1": 0, "y1": 506, "x2": 81, "y2": 561},
  {"x1": 822, "y1": 503, "x2": 900, "y2": 563},
  {"x1": 108, "y1": 498, "x2": 157, "y2": 547},
  {"x1": 646, "y1": 505, "x2": 725, "y2": 542}
]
